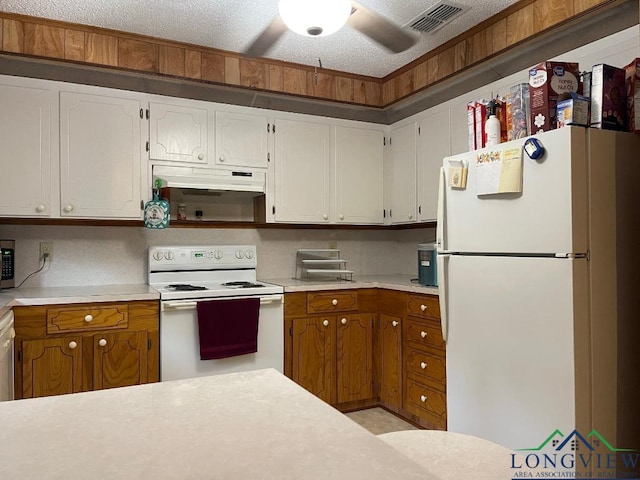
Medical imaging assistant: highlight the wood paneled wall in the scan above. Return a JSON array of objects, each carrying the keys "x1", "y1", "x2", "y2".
[{"x1": 0, "y1": 0, "x2": 613, "y2": 109}]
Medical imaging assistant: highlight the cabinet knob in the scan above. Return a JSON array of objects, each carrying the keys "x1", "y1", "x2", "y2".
[
  {"x1": 218, "y1": 156, "x2": 225, "y2": 162},
  {"x1": 420, "y1": 362, "x2": 427, "y2": 369},
  {"x1": 68, "y1": 341, "x2": 78, "y2": 349},
  {"x1": 322, "y1": 320, "x2": 329, "y2": 327},
  {"x1": 63, "y1": 205, "x2": 74, "y2": 213},
  {"x1": 98, "y1": 338, "x2": 107, "y2": 347},
  {"x1": 323, "y1": 214, "x2": 328, "y2": 220},
  {"x1": 35, "y1": 204, "x2": 46, "y2": 213},
  {"x1": 339, "y1": 214, "x2": 344, "y2": 220},
  {"x1": 421, "y1": 304, "x2": 427, "y2": 312},
  {"x1": 198, "y1": 153, "x2": 205, "y2": 160},
  {"x1": 420, "y1": 331, "x2": 428, "y2": 338},
  {"x1": 409, "y1": 214, "x2": 413, "y2": 219},
  {"x1": 84, "y1": 314, "x2": 93, "y2": 323},
  {"x1": 420, "y1": 395, "x2": 428, "y2": 403},
  {"x1": 332, "y1": 299, "x2": 338, "y2": 306},
  {"x1": 341, "y1": 318, "x2": 347, "y2": 325},
  {"x1": 392, "y1": 320, "x2": 398, "y2": 327}
]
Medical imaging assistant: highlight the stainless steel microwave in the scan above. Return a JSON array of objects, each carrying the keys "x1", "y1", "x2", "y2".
[{"x1": 1, "y1": 240, "x2": 15, "y2": 289}]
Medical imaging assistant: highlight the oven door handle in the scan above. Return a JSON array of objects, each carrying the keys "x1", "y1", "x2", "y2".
[{"x1": 162, "y1": 294, "x2": 284, "y2": 311}]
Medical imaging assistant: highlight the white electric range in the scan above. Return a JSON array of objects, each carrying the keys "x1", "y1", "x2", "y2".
[{"x1": 148, "y1": 245, "x2": 284, "y2": 381}]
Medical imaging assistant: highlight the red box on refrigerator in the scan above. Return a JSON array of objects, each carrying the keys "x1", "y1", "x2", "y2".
[
  {"x1": 624, "y1": 58, "x2": 640, "y2": 133},
  {"x1": 467, "y1": 101, "x2": 476, "y2": 151}
]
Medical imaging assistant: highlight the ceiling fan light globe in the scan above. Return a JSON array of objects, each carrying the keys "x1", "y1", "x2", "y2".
[{"x1": 278, "y1": 0, "x2": 352, "y2": 37}]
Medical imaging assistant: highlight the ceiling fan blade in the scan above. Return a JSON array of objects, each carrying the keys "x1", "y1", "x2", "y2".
[
  {"x1": 347, "y1": 1, "x2": 417, "y2": 53},
  {"x1": 244, "y1": 15, "x2": 288, "y2": 58}
]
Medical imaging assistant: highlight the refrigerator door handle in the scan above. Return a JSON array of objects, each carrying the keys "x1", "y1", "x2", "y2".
[
  {"x1": 436, "y1": 166, "x2": 447, "y2": 253},
  {"x1": 437, "y1": 253, "x2": 449, "y2": 343}
]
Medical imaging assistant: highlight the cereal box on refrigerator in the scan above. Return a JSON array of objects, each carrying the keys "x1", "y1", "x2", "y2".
[
  {"x1": 590, "y1": 63, "x2": 627, "y2": 131},
  {"x1": 528, "y1": 62, "x2": 581, "y2": 133},
  {"x1": 624, "y1": 58, "x2": 640, "y2": 133},
  {"x1": 507, "y1": 84, "x2": 531, "y2": 140}
]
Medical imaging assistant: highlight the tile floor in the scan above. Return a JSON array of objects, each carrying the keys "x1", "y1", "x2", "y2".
[{"x1": 345, "y1": 407, "x2": 420, "y2": 435}]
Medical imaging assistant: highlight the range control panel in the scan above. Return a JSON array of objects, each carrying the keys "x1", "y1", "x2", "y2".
[{"x1": 149, "y1": 245, "x2": 257, "y2": 271}]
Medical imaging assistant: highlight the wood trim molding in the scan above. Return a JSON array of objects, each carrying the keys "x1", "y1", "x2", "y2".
[{"x1": 0, "y1": 0, "x2": 621, "y2": 109}]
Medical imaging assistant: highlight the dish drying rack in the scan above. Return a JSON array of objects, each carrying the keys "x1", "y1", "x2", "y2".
[{"x1": 294, "y1": 249, "x2": 353, "y2": 281}]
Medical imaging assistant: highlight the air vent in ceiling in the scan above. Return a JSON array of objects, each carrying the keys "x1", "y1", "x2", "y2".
[{"x1": 406, "y1": 1, "x2": 467, "y2": 34}]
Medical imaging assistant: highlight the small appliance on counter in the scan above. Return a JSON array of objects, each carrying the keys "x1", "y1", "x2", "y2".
[
  {"x1": 1, "y1": 240, "x2": 15, "y2": 289},
  {"x1": 418, "y1": 243, "x2": 438, "y2": 286}
]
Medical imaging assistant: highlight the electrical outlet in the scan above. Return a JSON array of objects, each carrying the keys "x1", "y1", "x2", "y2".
[
  {"x1": 40, "y1": 242, "x2": 53, "y2": 261},
  {"x1": 328, "y1": 241, "x2": 338, "y2": 250}
]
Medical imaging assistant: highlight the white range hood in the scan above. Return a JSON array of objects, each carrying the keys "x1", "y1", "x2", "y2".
[{"x1": 152, "y1": 165, "x2": 265, "y2": 194}]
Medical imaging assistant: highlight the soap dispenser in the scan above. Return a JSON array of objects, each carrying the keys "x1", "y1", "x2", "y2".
[{"x1": 485, "y1": 99, "x2": 501, "y2": 146}]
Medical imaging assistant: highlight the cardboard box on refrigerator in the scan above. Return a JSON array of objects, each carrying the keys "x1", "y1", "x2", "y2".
[
  {"x1": 624, "y1": 57, "x2": 640, "y2": 133},
  {"x1": 528, "y1": 62, "x2": 581, "y2": 133},
  {"x1": 467, "y1": 101, "x2": 476, "y2": 151},
  {"x1": 590, "y1": 63, "x2": 627, "y2": 131}
]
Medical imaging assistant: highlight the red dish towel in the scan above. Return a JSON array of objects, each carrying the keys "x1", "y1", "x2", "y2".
[{"x1": 196, "y1": 298, "x2": 260, "y2": 360}]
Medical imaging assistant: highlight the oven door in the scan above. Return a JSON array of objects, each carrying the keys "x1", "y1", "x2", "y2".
[{"x1": 160, "y1": 294, "x2": 284, "y2": 381}]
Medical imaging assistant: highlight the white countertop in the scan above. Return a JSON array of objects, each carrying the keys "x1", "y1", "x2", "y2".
[
  {"x1": 264, "y1": 274, "x2": 439, "y2": 295},
  {"x1": 0, "y1": 284, "x2": 159, "y2": 313},
  {"x1": 0, "y1": 369, "x2": 436, "y2": 480}
]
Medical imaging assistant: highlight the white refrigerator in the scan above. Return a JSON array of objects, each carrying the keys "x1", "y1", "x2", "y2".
[{"x1": 436, "y1": 126, "x2": 640, "y2": 452}]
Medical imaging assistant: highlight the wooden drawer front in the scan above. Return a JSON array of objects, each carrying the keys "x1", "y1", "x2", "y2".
[
  {"x1": 407, "y1": 295, "x2": 440, "y2": 320},
  {"x1": 307, "y1": 292, "x2": 358, "y2": 314},
  {"x1": 405, "y1": 379, "x2": 446, "y2": 423},
  {"x1": 47, "y1": 305, "x2": 129, "y2": 334},
  {"x1": 406, "y1": 348, "x2": 446, "y2": 386},
  {"x1": 405, "y1": 317, "x2": 445, "y2": 350}
]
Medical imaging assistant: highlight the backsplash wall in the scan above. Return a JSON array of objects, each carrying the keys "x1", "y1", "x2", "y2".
[{"x1": 0, "y1": 225, "x2": 435, "y2": 288}]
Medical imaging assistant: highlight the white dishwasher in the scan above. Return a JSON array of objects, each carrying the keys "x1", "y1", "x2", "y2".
[{"x1": 0, "y1": 310, "x2": 14, "y2": 401}]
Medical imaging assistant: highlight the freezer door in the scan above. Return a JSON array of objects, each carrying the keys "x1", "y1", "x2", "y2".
[
  {"x1": 441, "y1": 127, "x2": 588, "y2": 255},
  {"x1": 444, "y1": 255, "x2": 585, "y2": 450}
]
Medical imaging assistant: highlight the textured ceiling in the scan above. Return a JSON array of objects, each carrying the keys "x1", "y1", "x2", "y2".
[{"x1": 0, "y1": 0, "x2": 522, "y2": 77}]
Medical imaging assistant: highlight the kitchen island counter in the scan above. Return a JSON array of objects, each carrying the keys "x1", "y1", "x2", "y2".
[
  {"x1": 0, "y1": 368, "x2": 436, "y2": 480},
  {"x1": 264, "y1": 274, "x2": 439, "y2": 295}
]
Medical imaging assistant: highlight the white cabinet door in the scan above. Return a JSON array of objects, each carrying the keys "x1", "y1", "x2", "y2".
[
  {"x1": 0, "y1": 83, "x2": 55, "y2": 217},
  {"x1": 215, "y1": 111, "x2": 269, "y2": 168},
  {"x1": 149, "y1": 102, "x2": 209, "y2": 164},
  {"x1": 60, "y1": 92, "x2": 143, "y2": 219},
  {"x1": 273, "y1": 118, "x2": 331, "y2": 223},
  {"x1": 334, "y1": 126, "x2": 384, "y2": 224},
  {"x1": 417, "y1": 111, "x2": 451, "y2": 222},
  {"x1": 387, "y1": 123, "x2": 417, "y2": 224}
]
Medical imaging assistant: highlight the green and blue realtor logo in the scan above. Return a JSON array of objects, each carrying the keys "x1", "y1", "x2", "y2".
[{"x1": 511, "y1": 429, "x2": 639, "y2": 479}]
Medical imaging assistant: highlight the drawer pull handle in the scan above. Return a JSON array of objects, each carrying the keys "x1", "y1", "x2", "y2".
[
  {"x1": 68, "y1": 341, "x2": 78, "y2": 349},
  {"x1": 420, "y1": 331, "x2": 428, "y2": 338},
  {"x1": 98, "y1": 338, "x2": 107, "y2": 347},
  {"x1": 420, "y1": 395, "x2": 428, "y2": 403},
  {"x1": 341, "y1": 318, "x2": 347, "y2": 325},
  {"x1": 392, "y1": 320, "x2": 398, "y2": 327},
  {"x1": 84, "y1": 314, "x2": 93, "y2": 323},
  {"x1": 420, "y1": 362, "x2": 427, "y2": 369},
  {"x1": 420, "y1": 304, "x2": 427, "y2": 312},
  {"x1": 332, "y1": 299, "x2": 338, "y2": 306},
  {"x1": 322, "y1": 320, "x2": 329, "y2": 327}
]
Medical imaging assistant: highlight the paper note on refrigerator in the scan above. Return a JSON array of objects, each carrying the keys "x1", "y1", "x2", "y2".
[{"x1": 475, "y1": 147, "x2": 523, "y2": 195}]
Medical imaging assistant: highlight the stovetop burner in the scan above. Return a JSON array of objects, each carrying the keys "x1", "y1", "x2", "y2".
[
  {"x1": 222, "y1": 281, "x2": 265, "y2": 289},
  {"x1": 166, "y1": 284, "x2": 208, "y2": 291}
]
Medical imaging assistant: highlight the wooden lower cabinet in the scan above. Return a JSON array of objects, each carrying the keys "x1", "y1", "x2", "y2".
[
  {"x1": 286, "y1": 288, "x2": 446, "y2": 430},
  {"x1": 286, "y1": 290, "x2": 375, "y2": 407},
  {"x1": 14, "y1": 300, "x2": 159, "y2": 399},
  {"x1": 378, "y1": 313, "x2": 402, "y2": 409}
]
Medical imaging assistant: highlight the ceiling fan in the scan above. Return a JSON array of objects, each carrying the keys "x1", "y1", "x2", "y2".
[{"x1": 244, "y1": 0, "x2": 417, "y2": 58}]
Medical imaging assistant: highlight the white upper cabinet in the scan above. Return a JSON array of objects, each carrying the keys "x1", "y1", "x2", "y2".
[
  {"x1": 0, "y1": 81, "x2": 56, "y2": 217},
  {"x1": 386, "y1": 122, "x2": 417, "y2": 224},
  {"x1": 60, "y1": 92, "x2": 144, "y2": 219},
  {"x1": 149, "y1": 102, "x2": 209, "y2": 164},
  {"x1": 334, "y1": 126, "x2": 384, "y2": 224},
  {"x1": 417, "y1": 110, "x2": 451, "y2": 222},
  {"x1": 273, "y1": 118, "x2": 331, "y2": 223},
  {"x1": 215, "y1": 111, "x2": 270, "y2": 168}
]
